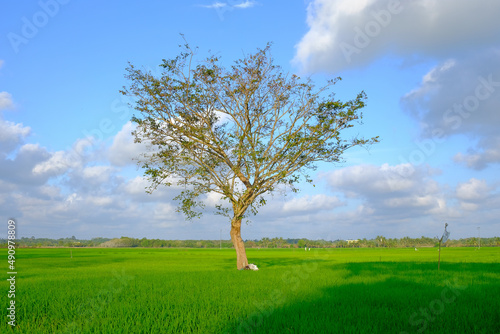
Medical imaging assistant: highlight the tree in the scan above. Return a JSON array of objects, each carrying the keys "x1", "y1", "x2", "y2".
[{"x1": 121, "y1": 42, "x2": 378, "y2": 269}]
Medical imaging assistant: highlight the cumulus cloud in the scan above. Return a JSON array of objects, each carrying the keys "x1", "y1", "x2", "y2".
[
  {"x1": 0, "y1": 118, "x2": 31, "y2": 154},
  {"x1": 282, "y1": 194, "x2": 343, "y2": 213},
  {"x1": 153, "y1": 203, "x2": 177, "y2": 220},
  {"x1": 455, "y1": 178, "x2": 499, "y2": 212},
  {"x1": 86, "y1": 195, "x2": 114, "y2": 207},
  {"x1": 309, "y1": 163, "x2": 500, "y2": 238},
  {"x1": 81, "y1": 165, "x2": 117, "y2": 185},
  {"x1": 294, "y1": 0, "x2": 500, "y2": 73},
  {"x1": 401, "y1": 50, "x2": 500, "y2": 169},
  {"x1": 402, "y1": 51, "x2": 500, "y2": 138},
  {"x1": 108, "y1": 121, "x2": 150, "y2": 167},
  {"x1": 32, "y1": 138, "x2": 94, "y2": 177},
  {"x1": 0, "y1": 117, "x2": 188, "y2": 238},
  {"x1": 2, "y1": 112, "x2": 498, "y2": 240},
  {"x1": 0, "y1": 92, "x2": 15, "y2": 111},
  {"x1": 453, "y1": 136, "x2": 500, "y2": 170},
  {"x1": 323, "y1": 163, "x2": 448, "y2": 219},
  {"x1": 456, "y1": 178, "x2": 490, "y2": 202},
  {"x1": 123, "y1": 176, "x2": 150, "y2": 196},
  {"x1": 0, "y1": 143, "x2": 52, "y2": 186},
  {"x1": 325, "y1": 163, "x2": 435, "y2": 195}
]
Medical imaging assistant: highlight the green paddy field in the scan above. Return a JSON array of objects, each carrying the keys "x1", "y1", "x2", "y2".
[{"x1": 1, "y1": 247, "x2": 499, "y2": 333}]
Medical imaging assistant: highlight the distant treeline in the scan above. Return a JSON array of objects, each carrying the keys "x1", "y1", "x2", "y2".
[{"x1": 1, "y1": 235, "x2": 499, "y2": 248}]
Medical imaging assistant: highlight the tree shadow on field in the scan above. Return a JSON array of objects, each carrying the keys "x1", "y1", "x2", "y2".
[{"x1": 222, "y1": 262, "x2": 500, "y2": 334}]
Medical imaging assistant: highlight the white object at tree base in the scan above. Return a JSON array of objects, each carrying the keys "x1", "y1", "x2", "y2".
[{"x1": 240, "y1": 263, "x2": 259, "y2": 271}]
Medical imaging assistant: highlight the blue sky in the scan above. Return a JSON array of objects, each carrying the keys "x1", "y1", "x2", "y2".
[{"x1": 1, "y1": 0, "x2": 499, "y2": 241}]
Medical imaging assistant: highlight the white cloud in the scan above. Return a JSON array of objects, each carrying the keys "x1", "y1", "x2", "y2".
[
  {"x1": 282, "y1": 194, "x2": 342, "y2": 213},
  {"x1": 311, "y1": 163, "x2": 500, "y2": 238},
  {"x1": 454, "y1": 178, "x2": 500, "y2": 213},
  {"x1": 0, "y1": 92, "x2": 15, "y2": 111},
  {"x1": 204, "y1": 191, "x2": 225, "y2": 206},
  {"x1": 32, "y1": 151, "x2": 73, "y2": 176},
  {"x1": 66, "y1": 193, "x2": 82, "y2": 204},
  {"x1": 324, "y1": 163, "x2": 429, "y2": 196},
  {"x1": 294, "y1": 0, "x2": 500, "y2": 73},
  {"x1": 456, "y1": 178, "x2": 489, "y2": 202},
  {"x1": 32, "y1": 138, "x2": 93, "y2": 177},
  {"x1": 403, "y1": 51, "x2": 500, "y2": 138},
  {"x1": 0, "y1": 142, "x2": 52, "y2": 187},
  {"x1": 200, "y1": 2, "x2": 227, "y2": 9},
  {"x1": 402, "y1": 50, "x2": 500, "y2": 169},
  {"x1": 39, "y1": 184, "x2": 61, "y2": 199},
  {"x1": 108, "y1": 121, "x2": 150, "y2": 167},
  {"x1": 459, "y1": 202, "x2": 478, "y2": 211},
  {"x1": 86, "y1": 195, "x2": 114, "y2": 207},
  {"x1": 454, "y1": 136, "x2": 500, "y2": 170},
  {"x1": 82, "y1": 165, "x2": 116, "y2": 185},
  {"x1": 1, "y1": 113, "x2": 498, "y2": 240},
  {"x1": 0, "y1": 118, "x2": 208, "y2": 238},
  {"x1": 123, "y1": 176, "x2": 149, "y2": 195},
  {"x1": 234, "y1": 1, "x2": 256, "y2": 9},
  {"x1": 323, "y1": 163, "x2": 449, "y2": 219},
  {"x1": 200, "y1": 1, "x2": 256, "y2": 10},
  {"x1": 0, "y1": 118, "x2": 31, "y2": 153},
  {"x1": 153, "y1": 203, "x2": 177, "y2": 220}
]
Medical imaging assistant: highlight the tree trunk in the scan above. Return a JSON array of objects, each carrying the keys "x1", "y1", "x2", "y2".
[{"x1": 230, "y1": 217, "x2": 249, "y2": 270}]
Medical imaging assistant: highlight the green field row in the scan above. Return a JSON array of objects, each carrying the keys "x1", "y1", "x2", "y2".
[{"x1": 2, "y1": 247, "x2": 499, "y2": 333}]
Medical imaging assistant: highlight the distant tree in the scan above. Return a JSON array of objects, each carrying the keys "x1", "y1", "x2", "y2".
[
  {"x1": 140, "y1": 238, "x2": 151, "y2": 247},
  {"x1": 260, "y1": 237, "x2": 270, "y2": 248},
  {"x1": 376, "y1": 236, "x2": 387, "y2": 247},
  {"x1": 245, "y1": 240, "x2": 257, "y2": 248},
  {"x1": 122, "y1": 41, "x2": 378, "y2": 269},
  {"x1": 335, "y1": 240, "x2": 347, "y2": 248},
  {"x1": 276, "y1": 237, "x2": 286, "y2": 248}
]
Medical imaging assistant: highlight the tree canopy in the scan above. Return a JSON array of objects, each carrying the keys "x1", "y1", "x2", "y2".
[{"x1": 121, "y1": 42, "x2": 379, "y2": 269}]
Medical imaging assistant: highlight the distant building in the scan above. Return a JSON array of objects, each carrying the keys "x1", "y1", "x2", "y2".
[{"x1": 346, "y1": 239, "x2": 359, "y2": 245}]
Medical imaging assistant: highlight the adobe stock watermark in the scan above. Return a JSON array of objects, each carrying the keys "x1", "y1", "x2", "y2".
[
  {"x1": 400, "y1": 277, "x2": 467, "y2": 334},
  {"x1": 340, "y1": 0, "x2": 403, "y2": 64},
  {"x1": 6, "y1": 219, "x2": 17, "y2": 327},
  {"x1": 7, "y1": 0, "x2": 71, "y2": 54},
  {"x1": 394, "y1": 73, "x2": 500, "y2": 180}
]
